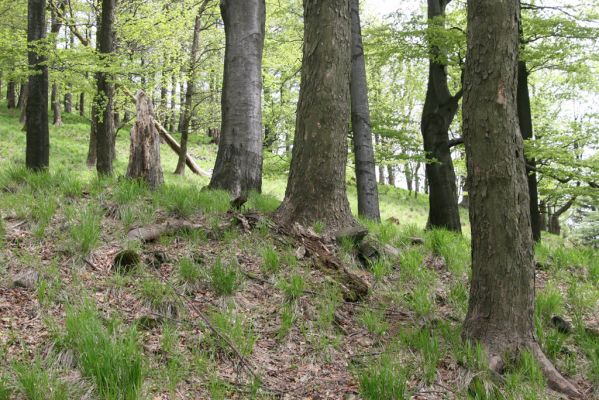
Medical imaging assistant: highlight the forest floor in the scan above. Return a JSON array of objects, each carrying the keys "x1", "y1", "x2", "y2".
[{"x1": 0, "y1": 108, "x2": 598, "y2": 400}]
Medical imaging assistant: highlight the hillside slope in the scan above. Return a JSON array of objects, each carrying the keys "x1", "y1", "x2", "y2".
[{"x1": 0, "y1": 108, "x2": 598, "y2": 399}]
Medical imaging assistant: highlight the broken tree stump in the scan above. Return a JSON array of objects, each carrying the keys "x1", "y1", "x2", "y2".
[{"x1": 126, "y1": 91, "x2": 164, "y2": 189}]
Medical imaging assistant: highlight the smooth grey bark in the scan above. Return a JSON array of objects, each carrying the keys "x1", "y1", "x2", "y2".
[
  {"x1": 95, "y1": 0, "x2": 116, "y2": 176},
  {"x1": 462, "y1": 1, "x2": 580, "y2": 397},
  {"x1": 209, "y1": 0, "x2": 265, "y2": 199},
  {"x1": 374, "y1": 133, "x2": 385, "y2": 184},
  {"x1": 176, "y1": 2, "x2": 209, "y2": 175},
  {"x1": 276, "y1": 0, "x2": 356, "y2": 232},
  {"x1": 25, "y1": 0, "x2": 49, "y2": 170},
  {"x1": 517, "y1": 61, "x2": 541, "y2": 242},
  {"x1": 350, "y1": 0, "x2": 380, "y2": 221},
  {"x1": 64, "y1": 87, "x2": 72, "y2": 113},
  {"x1": 421, "y1": 0, "x2": 462, "y2": 232}
]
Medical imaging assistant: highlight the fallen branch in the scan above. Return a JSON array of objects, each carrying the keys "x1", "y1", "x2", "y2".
[{"x1": 127, "y1": 220, "x2": 202, "y2": 242}]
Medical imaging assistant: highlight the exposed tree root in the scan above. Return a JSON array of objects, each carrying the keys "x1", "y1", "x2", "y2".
[
  {"x1": 529, "y1": 341, "x2": 583, "y2": 399},
  {"x1": 127, "y1": 219, "x2": 202, "y2": 242}
]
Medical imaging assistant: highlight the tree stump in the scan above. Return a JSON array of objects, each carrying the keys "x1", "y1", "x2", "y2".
[{"x1": 126, "y1": 90, "x2": 164, "y2": 189}]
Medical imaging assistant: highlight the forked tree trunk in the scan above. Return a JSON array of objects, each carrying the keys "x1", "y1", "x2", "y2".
[
  {"x1": 25, "y1": 0, "x2": 49, "y2": 171},
  {"x1": 276, "y1": 0, "x2": 356, "y2": 232},
  {"x1": 209, "y1": 0, "x2": 265, "y2": 199},
  {"x1": 462, "y1": 1, "x2": 580, "y2": 397},
  {"x1": 421, "y1": 0, "x2": 462, "y2": 233},
  {"x1": 126, "y1": 91, "x2": 163, "y2": 189},
  {"x1": 517, "y1": 61, "x2": 541, "y2": 242},
  {"x1": 176, "y1": 3, "x2": 208, "y2": 175},
  {"x1": 7, "y1": 80, "x2": 16, "y2": 109},
  {"x1": 95, "y1": 0, "x2": 116, "y2": 176},
  {"x1": 350, "y1": 0, "x2": 380, "y2": 221}
]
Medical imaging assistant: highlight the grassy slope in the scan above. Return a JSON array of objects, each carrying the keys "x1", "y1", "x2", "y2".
[{"x1": 0, "y1": 106, "x2": 597, "y2": 399}]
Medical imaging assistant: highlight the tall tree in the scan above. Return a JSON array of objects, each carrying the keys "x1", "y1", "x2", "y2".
[
  {"x1": 462, "y1": 0, "x2": 580, "y2": 397},
  {"x1": 25, "y1": 0, "x2": 49, "y2": 171},
  {"x1": 209, "y1": 0, "x2": 265, "y2": 199},
  {"x1": 517, "y1": 60, "x2": 541, "y2": 242},
  {"x1": 95, "y1": 0, "x2": 116, "y2": 176},
  {"x1": 350, "y1": 0, "x2": 380, "y2": 221},
  {"x1": 276, "y1": 0, "x2": 356, "y2": 232},
  {"x1": 50, "y1": 2, "x2": 64, "y2": 127},
  {"x1": 175, "y1": 1, "x2": 210, "y2": 175},
  {"x1": 420, "y1": 0, "x2": 462, "y2": 232},
  {"x1": 6, "y1": 80, "x2": 16, "y2": 109}
]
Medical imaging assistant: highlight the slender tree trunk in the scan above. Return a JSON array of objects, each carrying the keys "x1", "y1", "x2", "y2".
[
  {"x1": 7, "y1": 80, "x2": 16, "y2": 109},
  {"x1": 87, "y1": 103, "x2": 98, "y2": 167},
  {"x1": 95, "y1": 0, "x2": 116, "y2": 176},
  {"x1": 414, "y1": 161, "x2": 422, "y2": 197},
  {"x1": 51, "y1": 83, "x2": 63, "y2": 126},
  {"x1": 169, "y1": 74, "x2": 177, "y2": 132},
  {"x1": 374, "y1": 133, "x2": 385, "y2": 184},
  {"x1": 387, "y1": 165, "x2": 395, "y2": 186},
  {"x1": 539, "y1": 200, "x2": 547, "y2": 231},
  {"x1": 64, "y1": 86, "x2": 72, "y2": 113},
  {"x1": 19, "y1": 84, "x2": 29, "y2": 124},
  {"x1": 79, "y1": 92, "x2": 85, "y2": 116},
  {"x1": 517, "y1": 61, "x2": 541, "y2": 242},
  {"x1": 16, "y1": 83, "x2": 25, "y2": 109},
  {"x1": 462, "y1": 1, "x2": 580, "y2": 396},
  {"x1": 276, "y1": 0, "x2": 356, "y2": 232},
  {"x1": 25, "y1": 0, "x2": 49, "y2": 170},
  {"x1": 177, "y1": 81, "x2": 185, "y2": 132},
  {"x1": 176, "y1": 4, "x2": 208, "y2": 175},
  {"x1": 350, "y1": 0, "x2": 380, "y2": 221},
  {"x1": 209, "y1": 0, "x2": 266, "y2": 199},
  {"x1": 405, "y1": 164, "x2": 413, "y2": 194},
  {"x1": 421, "y1": 0, "x2": 461, "y2": 232}
]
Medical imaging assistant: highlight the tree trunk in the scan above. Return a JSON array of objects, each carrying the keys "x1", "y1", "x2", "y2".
[
  {"x1": 405, "y1": 164, "x2": 413, "y2": 194},
  {"x1": 64, "y1": 86, "x2": 72, "y2": 113},
  {"x1": 87, "y1": 103, "x2": 98, "y2": 167},
  {"x1": 177, "y1": 81, "x2": 185, "y2": 132},
  {"x1": 276, "y1": 0, "x2": 356, "y2": 232},
  {"x1": 126, "y1": 91, "x2": 163, "y2": 189},
  {"x1": 387, "y1": 165, "x2": 395, "y2": 186},
  {"x1": 169, "y1": 74, "x2": 177, "y2": 132},
  {"x1": 547, "y1": 198, "x2": 576, "y2": 236},
  {"x1": 539, "y1": 200, "x2": 547, "y2": 231},
  {"x1": 421, "y1": 0, "x2": 461, "y2": 233},
  {"x1": 19, "y1": 84, "x2": 29, "y2": 124},
  {"x1": 25, "y1": 0, "x2": 49, "y2": 171},
  {"x1": 51, "y1": 83, "x2": 63, "y2": 126},
  {"x1": 517, "y1": 61, "x2": 541, "y2": 242},
  {"x1": 374, "y1": 133, "x2": 385, "y2": 184},
  {"x1": 16, "y1": 83, "x2": 25, "y2": 109},
  {"x1": 7, "y1": 80, "x2": 16, "y2": 109},
  {"x1": 95, "y1": 0, "x2": 116, "y2": 176},
  {"x1": 176, "y1": 4, "x2": 207, "y2": 175},
  {"x1": 209, "y1": 0, "x2": 266, "y2": 199},
  {"x1": 350, "y1": 0, "x2": 380, "y2": 221},
  {"x1": 414, "y1": 161, "x2": 422, "y2": 197},
  {"x1": 462, "y1": 1, "x2": 580, "y2": 397},
  {"x1": 79, "y1": 92, "x2": 85, "y2": 116}
]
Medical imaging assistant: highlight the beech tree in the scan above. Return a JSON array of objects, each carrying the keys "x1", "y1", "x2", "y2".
[
  {"x1": 350, "y1": 0, "x2": 380, "y2": 222},
  {"x1": 25, "y1": 0, "x2": 49, "y2": 171},
  {"x1": 420, "y1": 0, "x2": 462, "y2": 232},
  {"x1": 95, "y1": 0, "x2": 116, "y2": 176},
  {"x1": 276, "y1": 0, "x2": 356, "y2": 232},
  {"x1": 462, "y1": 0, "x2": 580, "y2": 397},
  {"x1": 209, "y1": 0, "x2": 266, "y2": 199}
]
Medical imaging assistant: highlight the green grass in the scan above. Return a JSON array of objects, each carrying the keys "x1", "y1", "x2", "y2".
[
  {"x1": 357, "y1": 355, "x2": 409, "y2": 400},
  {"x1": 206, "y1": 308, "x2": 256, "y2": 357},
  {"x1": 12, "y1": 359, "x2": 68, "y2": 400},
  {"x1": 68, "y1": 204, "x2": 102, "y2": 255},
  {"x1": 65, "y1": 303, "x2": 144, "y2": 400},
  {"x1": 278, "y1": 273, "x2": 305, "y2": 301},
  {"x1": 210, "y1": 258, "x2": 241, "y2": 296}
]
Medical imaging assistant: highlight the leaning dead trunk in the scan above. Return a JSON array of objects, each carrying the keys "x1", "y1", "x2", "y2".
[
  {"x1": 126, "y1": 91, "x2": 164, "y2": 189},
  {"x1": 350, "y1": 0, "x2": 380, "y2": 222},
  {"x1": 209, "y1": 0, "x2": 266, "y2": 199},
  {"x1": 462, "y1": 0, "x2": 580, "y2": 397}
]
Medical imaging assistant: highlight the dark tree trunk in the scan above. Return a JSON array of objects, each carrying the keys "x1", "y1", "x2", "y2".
[
  {"x1": 177, "y1": 81, "x2": 185, "y2": 132},
  {"x1": 126, "y1": 91, "x2": 163, "y2": 189},
  {"x1": 19, "y1": 84, "x2": 29, "y2": 124},
  {"x1": 7, "y1": 80, "x2": 16, "y2": 109},
  {"x1": 547, "y1": 198, "x2": 576, "y2": 236},
  {"x1": 16, "y1": 83, "x2": 25, "y2": 109},
  {"x1": 421, "y1": 0, "x2": 461, "y2": 232},
  {"x1": 387, "y1": 165, "x2": 395, "y2": 186},
  {"x1": 405, "y1": 164, "x2": 414, "y2": 194},
  {"x1": 51, "y1": 83, "x2": 63, "y2": 126},
  {"x1": 25, "y1": 0, "x2": 49, "y2": 171},
  {"x1": 539, "y1": 200, "x2": 547, "y2": 231},
  {"x1": 517, "y1": 61, "x2": 541, "y2": 242},
  {"x1": 350, "y1": 0, "x2": 380, "y2": 221},
  {"x1": 462, "y1": 1, "x2": 580, "y2": 397},
  {"x1": 79, "y1": 92, "x2": 85, "y2": 116},
  {"x1": 175, "y1": 3, "x2": 208, "y2": 175},
  {"x1": 276, "y1": 0, "x2": 356, "y2": 232},
  {"x1": 95, "y1": 0, "x2": 116, "y2": 176},
  {"x1": 87, "y1": 102, "x2": 98, "y2": 167},
  {"x1": 209, "y1": 0, "x2": 266, "y2": 199}
]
